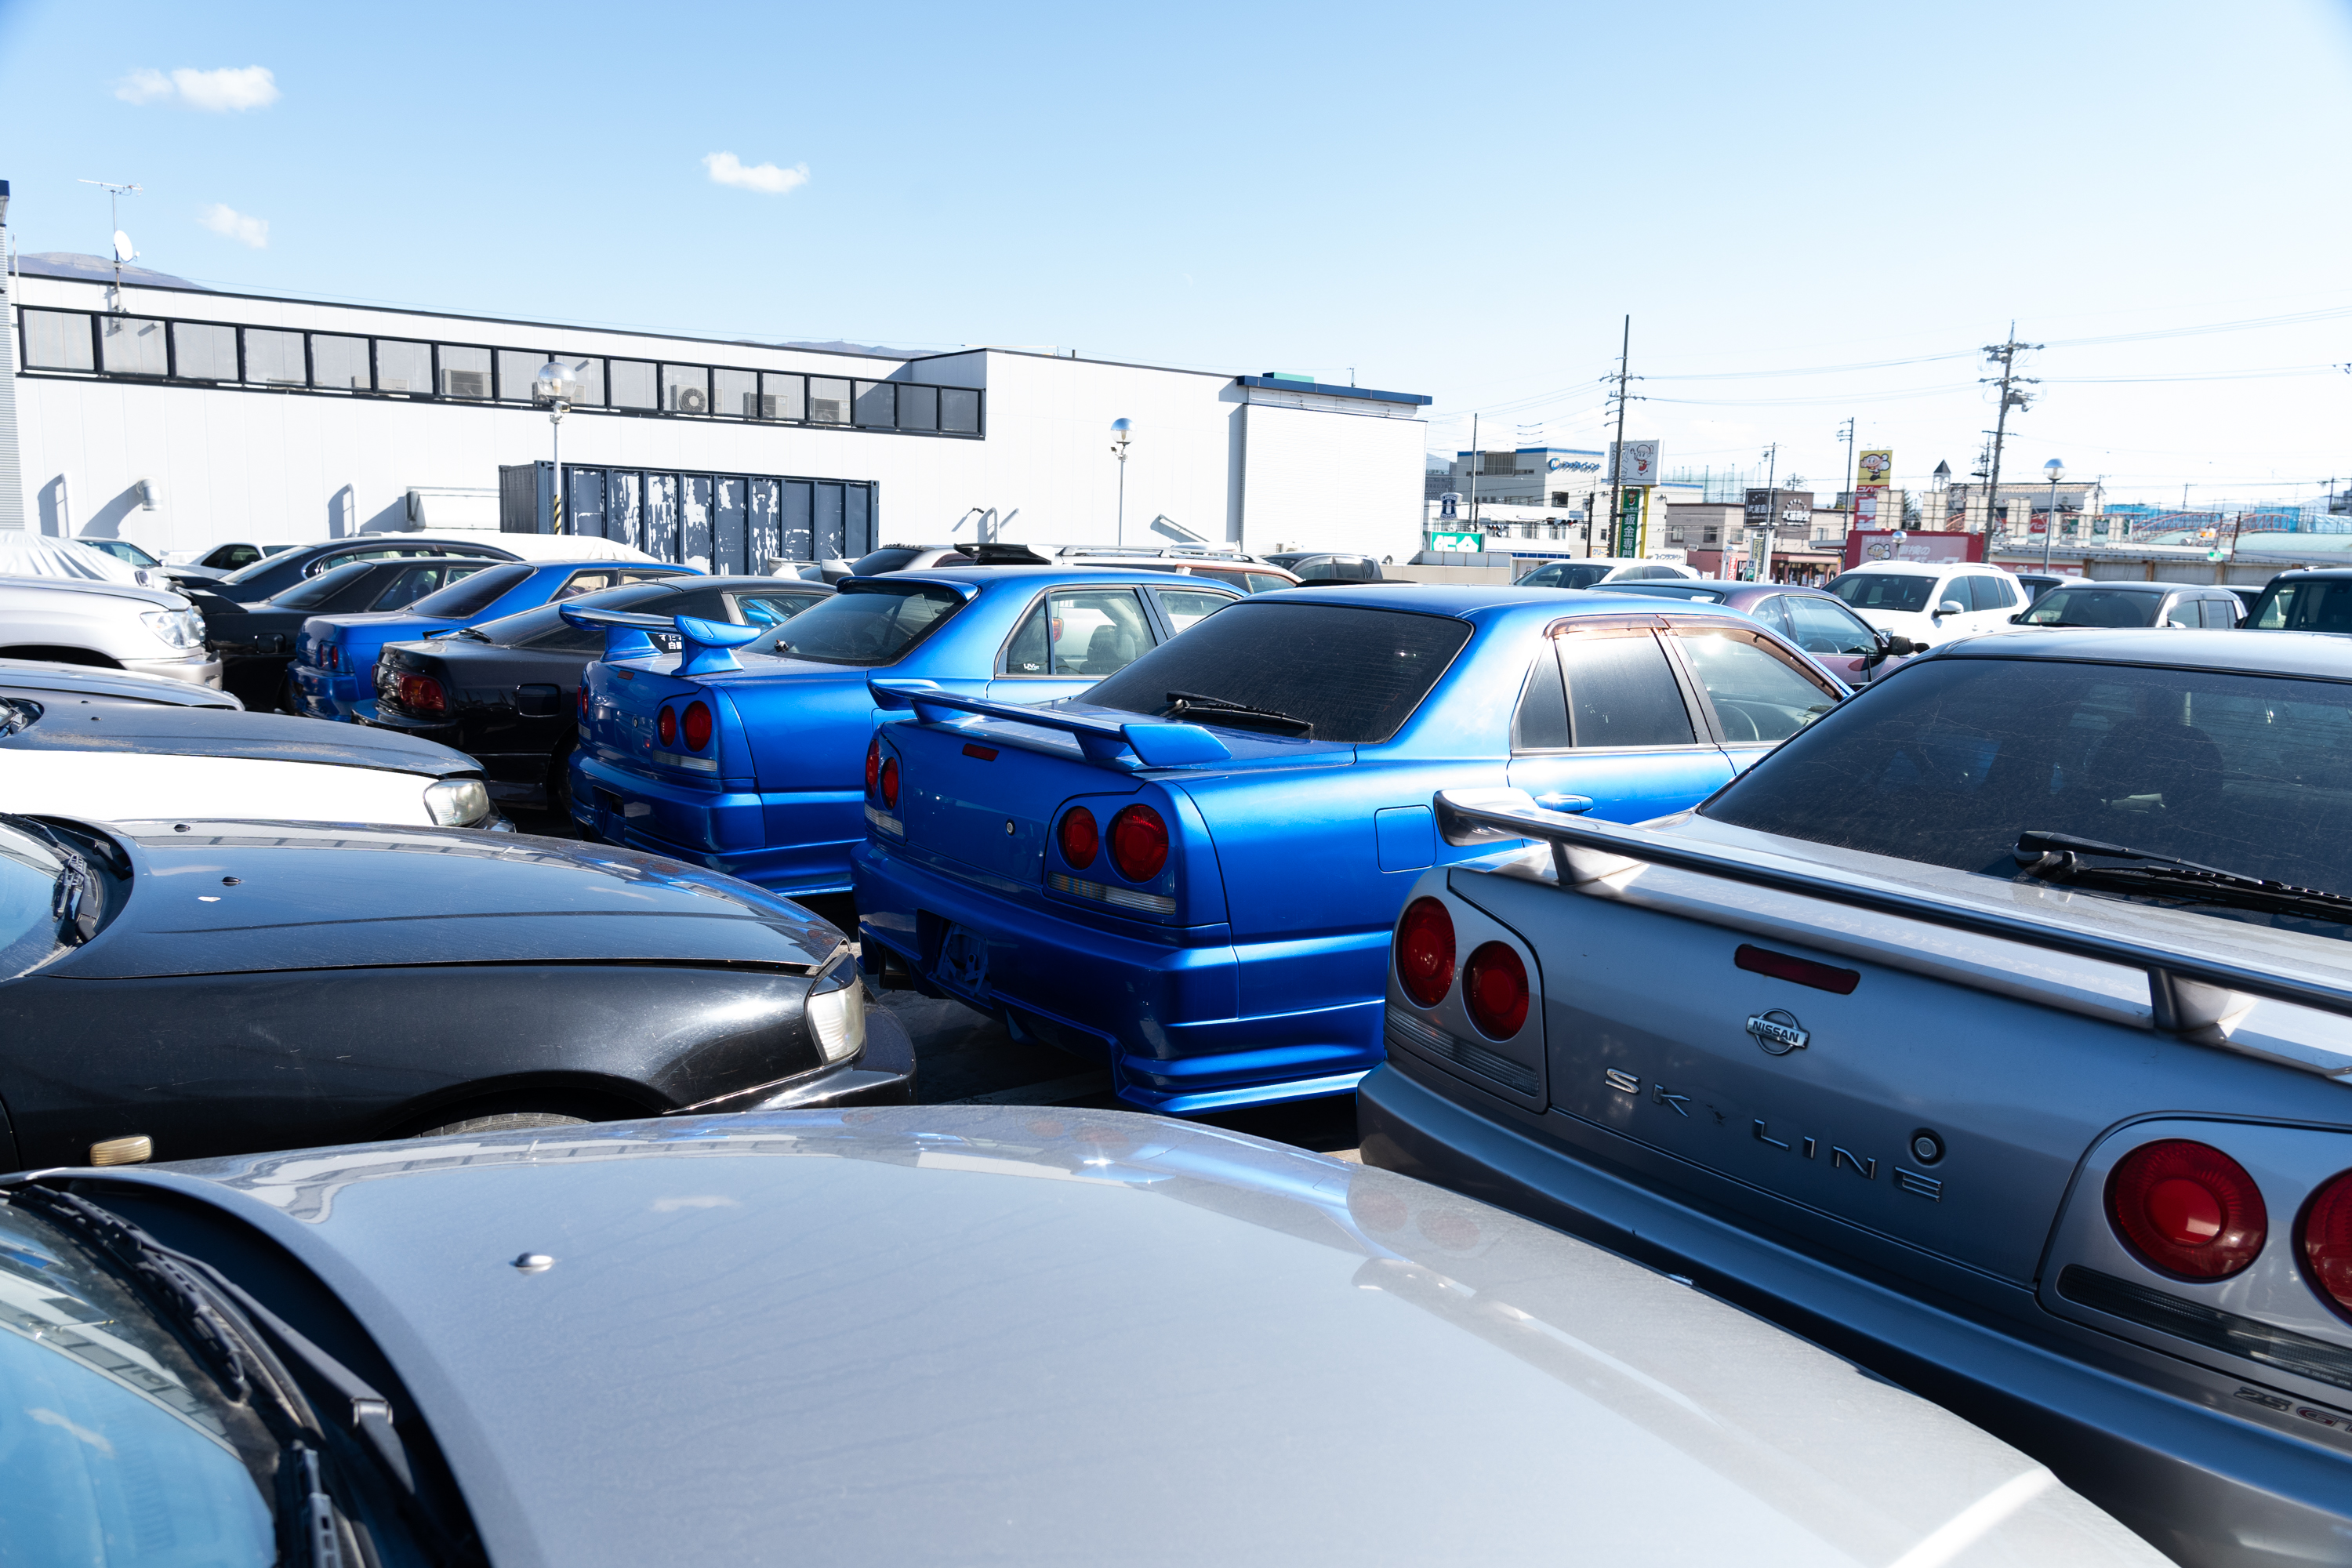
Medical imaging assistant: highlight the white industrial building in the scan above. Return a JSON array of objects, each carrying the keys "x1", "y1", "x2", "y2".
[{"x1": 1, "y1": 256, "x2": 1429, "y2": 568}]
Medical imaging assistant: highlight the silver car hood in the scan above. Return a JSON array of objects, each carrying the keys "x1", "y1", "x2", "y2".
[{"x1": 104, "y1": 1109, "x2": 2163, "y2": 1567}]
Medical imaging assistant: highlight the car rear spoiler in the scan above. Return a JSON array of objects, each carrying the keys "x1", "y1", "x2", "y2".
[
  {"x1": 559, "y1": 605, "x2": 763, "y2": 675},
  {"x1": 1433, "y1": 787, "x2": 2352, "y2": 1058},
  {"x1": 869, "y1": 678, "x2": 1232, "y2": 767}
]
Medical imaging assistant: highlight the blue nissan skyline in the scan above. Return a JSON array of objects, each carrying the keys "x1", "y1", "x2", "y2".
[
  {"x1": 566, "y1": 566, "x2": 1245, "y2": 894},
  {"x1": 850, "y1": 584, "x2": 1851, "y2": 1114},
  {"x1": 292, "y1": 560, "x2": 700, "y2": 720}
]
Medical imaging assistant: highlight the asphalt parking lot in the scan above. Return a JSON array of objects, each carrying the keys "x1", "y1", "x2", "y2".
[{"x1": 510, "y1": 813, "x2": 1364, "y2": 1159}]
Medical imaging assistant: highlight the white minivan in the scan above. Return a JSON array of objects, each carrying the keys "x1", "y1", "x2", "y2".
[{"x1": 1824, "y1": 560, "x2": 2028, "y2": 649}]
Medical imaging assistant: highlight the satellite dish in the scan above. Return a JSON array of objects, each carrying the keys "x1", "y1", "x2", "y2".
[{"x1": 111, "y1": 230, "x2": 137, "y2": 263}]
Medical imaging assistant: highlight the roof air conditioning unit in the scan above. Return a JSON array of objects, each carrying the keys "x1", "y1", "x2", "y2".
[
  {"x1": 674, "y1": 386, "x2": 708, "y2": 414},
  {"x1": 442, "y1": 369, "x2": 488, "y2": 399},
  {"x1": 750, "y1": 394, "x2": 779, "y2": 419}
]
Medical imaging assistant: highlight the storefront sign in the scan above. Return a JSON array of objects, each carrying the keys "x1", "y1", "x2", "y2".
[{"x1": 1428, "y1": 529, "x2": 1483, "y2": 552}]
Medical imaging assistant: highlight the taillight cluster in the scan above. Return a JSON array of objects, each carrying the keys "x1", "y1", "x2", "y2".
[
  {"x1": 864, "y1": 736, "x2": 899, "y2": 810},
  {"x1": 393, "y1": 671, "x2": 446, "y2": 717},
  {"x1": 1055, "y1": 804, "x2": 1164, "y2": 881},
  {"x1": 1394, "y1": 895, "x2": 1530, "y2": 1041},
  {"x1": 318, "y1": 643, "x2": 339, "y2": 672},
  {"x1": 578, "y1": 682, "x2": 590, "y2": 719},
  {"x1": 657, "y1": 700, "x2": 714, "y2": 755},
  {"x1": 2104, "y1": 1138, "x2": 2352, "y2": 1320}
]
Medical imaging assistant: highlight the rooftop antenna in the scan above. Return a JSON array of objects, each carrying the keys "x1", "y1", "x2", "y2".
[{"x1": 78, "y1": 179, "x2": 142, "y2": 308}]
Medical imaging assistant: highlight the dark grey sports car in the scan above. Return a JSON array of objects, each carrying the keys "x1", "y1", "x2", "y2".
[{"x1": 0, "y1": 815, "x2": 911, "y2": 1168}]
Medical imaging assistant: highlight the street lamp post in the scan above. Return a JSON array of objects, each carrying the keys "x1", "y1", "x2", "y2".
[
  {"x1": 1110, "y1": 419, "x2": 1134, "y2": 546},
  {"x1": 2040, "y1": 458, "x2": 2064, "y2": 572},
  {"x1": 532, "y1": 358, "x2": 581, "y2": 533}
]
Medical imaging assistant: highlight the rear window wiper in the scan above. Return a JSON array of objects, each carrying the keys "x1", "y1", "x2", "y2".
[
  {"x1": 1164, "y1": 690, "x2": 1314, "y2": 735},
  {"x1": 2015, "y1": 829, "x2": 2352, "y2": 923}
]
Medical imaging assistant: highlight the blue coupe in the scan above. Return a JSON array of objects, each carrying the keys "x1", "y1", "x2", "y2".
[
  {"x1": 566, "y1": 566, "x2": 1244, "y2": 895},
  {"x1": 292, "y1": 560, "x2": 699, "y2": 720},
  {"x1": 850, "y1": 586, "x2": 1849, "y2": 1114}
]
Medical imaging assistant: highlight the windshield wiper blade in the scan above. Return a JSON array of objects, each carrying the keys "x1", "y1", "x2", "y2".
[
  {"x1": 2, "y1": 814, "x2": 103, "y2": 943},
  {"x1": 1164, "y1": 690, "x2": 1314, "y2": 735},
  {"x1": 0, "y1": 699, "x2": 33, "y2": 737},
  {"x1": 2015, "y1": 830, "x2": 2352, "y2": 922}
]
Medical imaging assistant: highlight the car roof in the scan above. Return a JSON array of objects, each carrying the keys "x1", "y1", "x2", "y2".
[
  {"x1": 1835, "y1": 561, "x2": 2007, "y2": 575},
  {"x1": 2035, "y1": 579, "x2": 2219, "y2": 593},
  {"x1": 1939, "y1": 626, "x2": 2352, "y2": 677},
  {"x1": 2261, "y1": 568, "x2": 2352, "y2": 581},
  {"x1": 873, "y1": 565, "x2": 1245, "y2": 589},
  {"x1": 103, "y1": 1108, "x2": 2128, "y2": 1565},
  {"x1": 1223, "y1": 582, "x2": 1743, "y2": 620}
]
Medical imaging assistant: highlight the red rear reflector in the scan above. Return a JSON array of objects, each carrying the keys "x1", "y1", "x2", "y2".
[
  {"x1": 1396, "y1": 897, "x2": 1455, "y2": 1009},
  {"x1": 1107, "y1": 804, "x2": 1167, "y2": 881},
  {"x1": 865, "y1": 736, "x2": 881, "y2": 797},
  {"x1": 681, "y1": 701, "x2": 712, "y2": 752},
  {"x1": 1058, "y1": 806, "x2": 1099, "y2": 869},
  {"x1": 1736, "y1": 943, "x2": 1860, "y2": 996},
  {"x1": 394, "y1": 672, "x2": 445, "y2": 716},
  {"x1": 1463, "y1": 942, "x2": 1530, "y2": 1040},
  {"x1": 2303, "y1": 1170, "x2": 2352, "y2": 1322},
  {"x1": 578, "y1": 682, "x2": 589, "y2": 717},
  {"x1": 2107, "y1": 1140, "x2": 2267, "y2": 1280},
  {"x1": 657, "y1": 706, "x2": 677, "y2": 748},
  {"x1": 879, "y1": 757, "x2": 899, "y2": 809},
  {"x1": 963, "y1": 744, "x2": 999, "y2": 760}
]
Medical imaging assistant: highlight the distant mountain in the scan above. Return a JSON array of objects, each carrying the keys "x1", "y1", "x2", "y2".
[
  {"x1": 782, "y1": 339, "x2": 932, "y2": 359},
  {"x1": 19, "y1": 252, "x2": 208, "y2": 290}
]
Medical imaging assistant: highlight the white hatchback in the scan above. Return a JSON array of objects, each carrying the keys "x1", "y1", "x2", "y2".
[{"x1": 1825, "y1": 560, "x2": 2027, "y2": 649}]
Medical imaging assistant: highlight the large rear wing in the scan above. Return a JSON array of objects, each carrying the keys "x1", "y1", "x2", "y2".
[
  {"x1": 558, "y1": 605, "x2": 763, "y2": 675},
  {"x1": 869, "y1": 678, "x2": 1231, "y2": 767},
  {"x1": 1433, "y1": 787, "x2": 2352, "y2": 1061}
]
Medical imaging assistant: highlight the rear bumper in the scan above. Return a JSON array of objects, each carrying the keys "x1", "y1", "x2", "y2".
[
  {"x1": 852, "y1": 836, "x2": 1379, "y2": 1116},
  {"x1": 671, "y1": 1000, "x2": 916, "y2": 1112},
  {"x1": 1356, "y1": 1058, "x2": 2352, "y2": 1568},
  {"x1": 570, "y1": 750, "x2": 851, "y2": 895},
  {"x1": 290, "y1": 662, "x2": 363, "y2": 720}
]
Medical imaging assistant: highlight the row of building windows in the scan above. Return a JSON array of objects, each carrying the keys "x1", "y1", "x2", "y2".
[{"x1": 16, "y1": 309, "x2": 983, "y2": 436}]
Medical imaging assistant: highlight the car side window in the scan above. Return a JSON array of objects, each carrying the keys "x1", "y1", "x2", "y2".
[
  {"x1": 1152, "y1": 587, "x2": 1236, "y2": 633},
  {"x1": 1512, "y1": 642, "x2": 1571, "y2": 750},
  {"x1": 1671, "y1": 627, "x2": 1842, "y2": 745},
  {"x1": 2201, "y1": 597, "x2": 2238, "y2": 628},
  {"x1": 1244, "y1": 573, "x2": 1291, "y2": 593},
  {"x1": 1783, "y1": 594, "x2": 1878, "y2": 655},
  {"x1": 368, "y1": 565, "x2": 446, "y2": 609},
  {"x1": 2163, "y1": 596, "x2": 2201, "y2": 629},
  {"x1": 1002, "y1": 589, "x2": 1155, "y2": 677},
  {"x1": 730, "y1": 592, "x2": 818, "y2": 627},
  {"x1": 1747, "y1": 595, "x2": 1795, "y2": 637},
  {"x1": 1558, "y1": 630, "x2": 1697, "y2": 749},
  {"x1": 557, "y1": 570, "x2": 624, "y2": 599},
  {"x1": 216, "y1": 545, "x2": 261, "y2": 569}
]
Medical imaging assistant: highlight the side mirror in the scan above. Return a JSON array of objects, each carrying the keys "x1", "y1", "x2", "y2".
[
  {"x1": 1936, "y1": 599, "x2": 1965, "y2": 617},
  {"x1": 1884, "y1": 635, "x2": 1920, "y2": 656},
  {"x1": 2007, "y1": 613, "x2": 2023, "y2": 624}
]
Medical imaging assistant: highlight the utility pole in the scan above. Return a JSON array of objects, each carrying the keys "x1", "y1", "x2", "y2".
[
  {"x1": 1836, "y1": 417, "x2": 1857, "y2": 511},
  {"x1": 1468, "y1": 413, "x2": 1479, "y2": 535},
  {"x1": 1605, "y1": 314, "x2": 1633, "y2": 557},
  {"x1": 1980, "y1": 321, "x2": 2041, "y2": 536},
  {"x1": 1755, "y1": 444, "x2": 1779, "y2": 583}
]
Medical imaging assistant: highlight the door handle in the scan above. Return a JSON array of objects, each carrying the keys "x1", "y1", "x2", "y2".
[{"x1": 1534, "y1": 793, "x2": 1594, "y2": 815}]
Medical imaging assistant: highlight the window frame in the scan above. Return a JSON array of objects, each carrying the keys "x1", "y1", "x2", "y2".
[
  {"x1": 993, "y1": 584, "x2": 1162, "y2": 680},
  {"x1": 1512, "y1": 617, "x2": 1715, "y2": 757},
  {"x1": 1661, "y1": 619, "x2": 1846, "y2": 747}
]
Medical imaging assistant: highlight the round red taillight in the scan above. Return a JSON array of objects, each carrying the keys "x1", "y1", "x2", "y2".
[
  {"x1": 657, "y1": 706, "x2": 677, "y2": 748},
  {"x1": 879, "y1": 757, "x2": 899, "y2": 810},
  {"x1": 865, "y1": 736, "x2": 881, "y2": 797},
  {"x1": 1058, "y1": 806, "x2": 1099, "y2": 869},
  {"x1": 681, "y1": 701, "x2": 712, "y2": 752},
  {"x1": 1463, "y1": 942, "x2": 1530, "y2": 1040},
  {"x1": 1396, "y1": 897, "x2": 1456, "y2": 1009},
  {"x1": 1107, "y1": 805, "x2": 1167, "y2": 881},
  {"x1": 578, "y1": 683, "x2": 589, "y2": 717},
  {"x1": 2300, "y1": 1171, "x2": 2352, "y2": 1321},
  {"x1": 2107, "y1": 1140, "x2": 2267, "y2": 1280}
]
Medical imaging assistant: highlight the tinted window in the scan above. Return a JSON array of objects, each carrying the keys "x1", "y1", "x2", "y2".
[
  {"x1": 1675, "y1": 627, "x2": 1840, "y2": 744},
  {"x1": 270, "y1": 561, "x2": 381, "y2": 610},
  {"x1": 374, "y1": 562, "x2": 487, "y2": 610},
  {"x1": 210, "y1": 544, "x2": 263, "y2": 569},
  {"x1": 408, "y1": 562, "x2": 533, "y2": 617},
  {"x1": 1513, "y1": 644, "x2": 1570, "y2": 750},
  {"x1": 1002, "y1": 589, "x2": 1154, "y2": 676},
  {"x1": 746, "y1": 582, "x2": 965, "y2": 665},
  {"x1": 1703, "y1": 657, "x2": 2352, "y2": 909},
  {"x1": 1831, "y1": 573, "x2": 1936, "y2": 614},
  {"x1": 2201, "y1": 597, "x2": 2238, "y2": 629},
  {"x1": 1525, "y1": 562, "x2": 1615, "y2": 590},
  {"x1": 731, "y1": 591, "x2": 823, "y2": 627},
  {"x1": 1085, "y1": 602, "x2": 1472, "y2": 743},
  {"x1": 2162, "y1": 596, "x2": 2202, "y2": 629},
  {"x1": 851, "y1": 547, "x2": 930, "y2": 575},
  {"x1": 1782, "y1": 594, "x2": 1878, "y2": 655},
  {"x1": 481, "y1": 582, "x2": 684, "y2": 651},
  {"x1": 1966, "y1": 575, "x2": 2017, "y2": 611},
  {"x1": 1245, "y1": 573, "x2": 1293, "y2": 593},
  {"x1": 1155, "y1": 587, "x2": 1236, "y2": 633},
  {"x1": 2258, "y1": 580, "x2": 2352, "y2": 633},
  {"x1": 1559, "y1": 631, "x2": 1696, "y2": 748},
  {"x1": 2020, "y1": 586, "x2": 2161, "y2": 627}
]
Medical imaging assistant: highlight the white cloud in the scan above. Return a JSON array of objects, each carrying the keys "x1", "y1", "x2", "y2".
[
  {"x1": 198, "y1": 203, "x2": 269, "y2": 249},
  {"x1": 114, "y1": 65, "x2": 279, "y2": 111},
  {"x1": 702, "y1": 152, "x2": 809, "y2": 195}
]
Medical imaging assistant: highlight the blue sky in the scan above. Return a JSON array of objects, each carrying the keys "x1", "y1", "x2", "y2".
[{"x1": 5, "y1": 0, "x2": 2351, "y2": 507}]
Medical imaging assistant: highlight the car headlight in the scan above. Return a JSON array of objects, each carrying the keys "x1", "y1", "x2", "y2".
[
  {"x1": 140, "y1": 608, "x2": 205, "y2": 652},
  {"x1": 422, "y1": 778, "x2": 491, "y2": 827},
  {"x1": 806, "y1": 961, "x2": 868, "y2": 1064}
]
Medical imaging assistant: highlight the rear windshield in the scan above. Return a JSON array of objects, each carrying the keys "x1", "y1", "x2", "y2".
[
  {"x1": 1703, "y1": 656, "x2": 2352, "y2": 914},
  {"x1": 408, "y1": 562, "x2": 532, "y2": 617},
  {"x1": 2018, "y1": 586, "x2": 2160, "y2": 627},
  {"x1": 745, "y1": 581, "x2": 964, "y2": 665},
  {"x1": 215, "y1": 551, "x2": 307, "y2": 588},
  {"x1": 851, "y1": 547, "x2": 929, "y2": 575},
  {"x1": 1083, "y1": 601, "x2": 1472, "y2": 743},
  {"x1": 2252, "y1": 579, "x2": 2352, "y2": 633},
  {"x1": 1829, "y1": 573, "x2": 1936, "y2": 614},
  {"x1": 472, "y1": 582, "x2": 684, "y2": 650},
  {"x1": 1523, "y1": 563, "x2": 1616, "y2": 590},
  {"x1": 270, "y1": 561, "x2": 379, "y2": 610}
]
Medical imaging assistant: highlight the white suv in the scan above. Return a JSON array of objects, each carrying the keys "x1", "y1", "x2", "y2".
[
  {"x1": 1825, "y1": 560, "x2": 2027, "y2": 649},
  {"x1": 0, "y1": 576, "x2": 220, "y2": 687}
]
